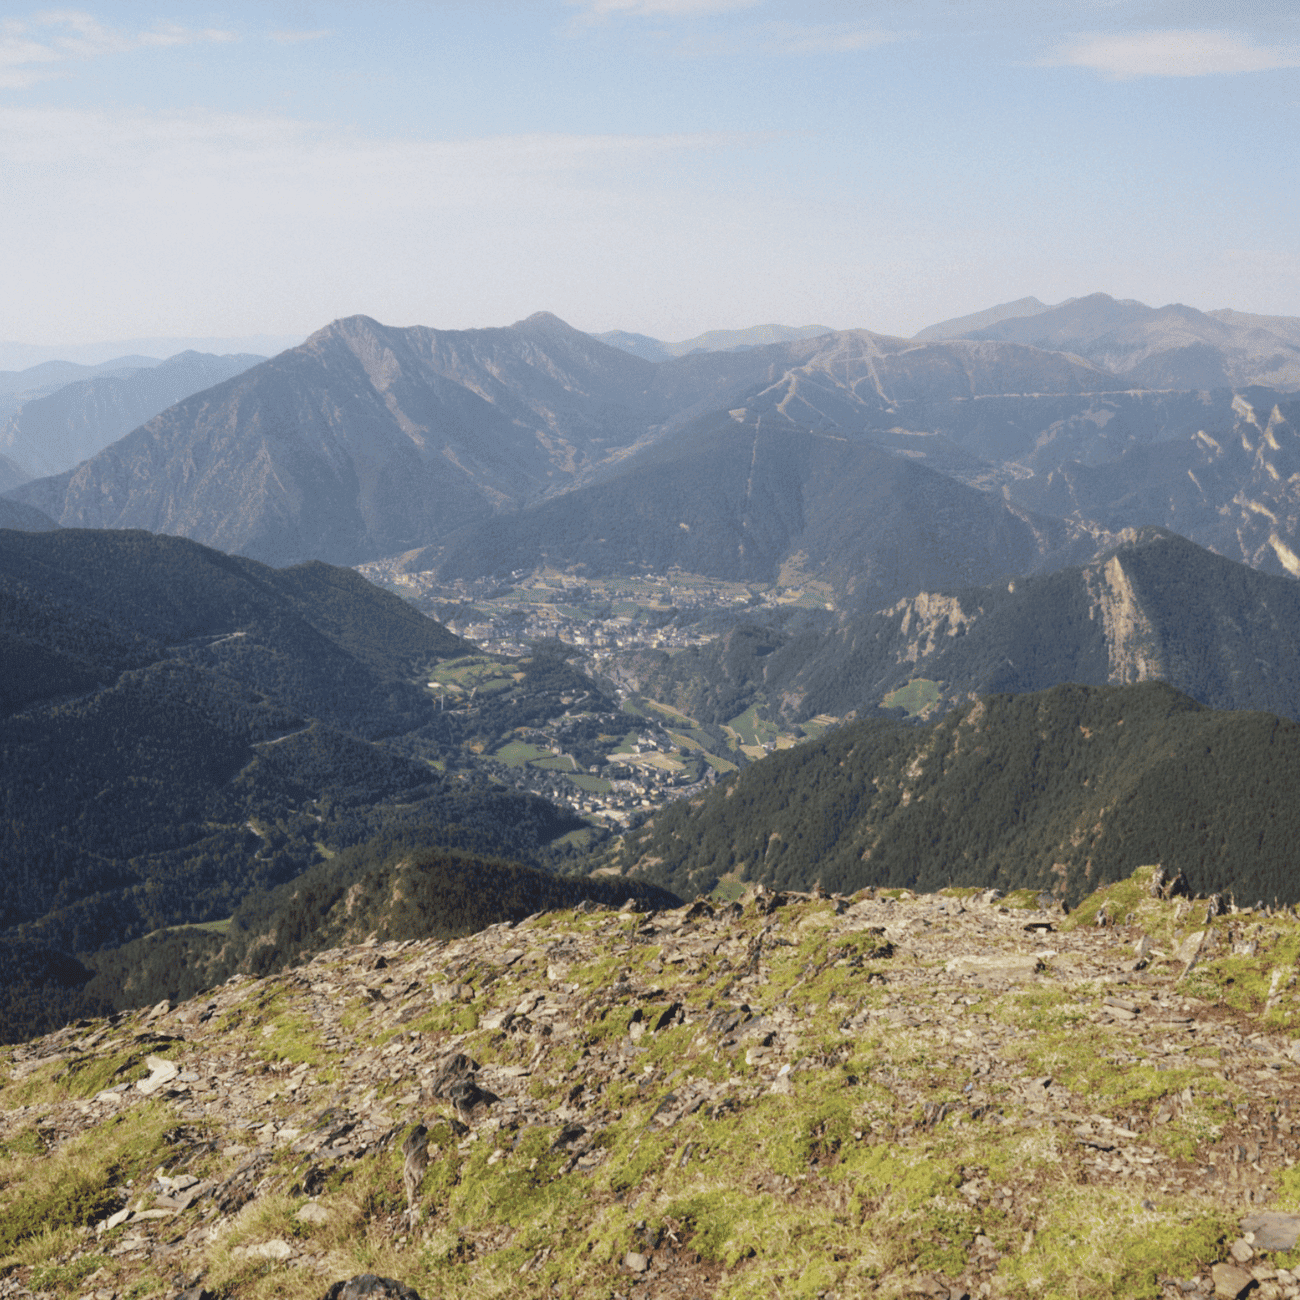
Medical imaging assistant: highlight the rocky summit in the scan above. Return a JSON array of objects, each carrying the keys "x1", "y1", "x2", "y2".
[{"x1": 5, "y1": 867, "x2": 1300, "y2": 1300}]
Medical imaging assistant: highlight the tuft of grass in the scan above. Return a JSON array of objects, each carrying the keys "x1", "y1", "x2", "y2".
[
  {"x1": 998, "y1": 1192, "x2": 1230, "y2": 1300},
  {"x1": 0, "y1": 1102, "x2": 183, "y2": 1261}
]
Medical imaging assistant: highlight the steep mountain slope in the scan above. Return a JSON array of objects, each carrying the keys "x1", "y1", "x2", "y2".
[
  {"x1": 9, "y1": 314, "x2": 669, "y2": 565},
  {"x1": 430, "y1": 411, "x2": 1090, "y2": 609},
  {"x1": 1007, "y1": 390, "x2": 1300, "y2": 577},
  {"x1": 0, "y1": 350, "x2": 264, "y2": 479},
  {"x1": 7, "y1": 314, "x2": 1124, "y2": 569},
  {"x1": 0, "y1": 529, "x2": 594, "y2": 958},
  {"x1": 614, "y1": 681, "x2": 1300, "y2": 906},
  {"x1": 961, "y1": 293, "x2": 1300, "y2": 390},
  {"x1": 636, "y1": 529, "x2": 1300, "y2": 727}
]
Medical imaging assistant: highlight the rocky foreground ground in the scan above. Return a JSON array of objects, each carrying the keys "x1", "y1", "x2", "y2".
[{"x1": 4, "y1": 867, "x2": 1300, "y2": 1300}]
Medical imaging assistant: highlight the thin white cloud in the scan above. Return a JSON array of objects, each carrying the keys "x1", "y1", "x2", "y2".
[
  {"x1": 575, "y1": 0, "x2": 759, "y2": 17},
  {"x1": 1049, "y1": 29, "x2": 1300, "y2": 79},
  {"x1": 0, "y1": 10, "x2": 236, "y2": 88},
  {"x1": 762, "y1": 23, "x2": 899, "y2": 55},
  {"x1": 268, "y1": 29, "x2": 331, "y2": 45},
  {"x1": 0, "y1": 104, "x2": 785, "y2": 338}
]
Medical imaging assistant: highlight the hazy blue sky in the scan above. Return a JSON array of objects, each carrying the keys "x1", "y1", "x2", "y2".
[{"x1": 2, "y1": 1, "x2": 1298, "y2": 346}]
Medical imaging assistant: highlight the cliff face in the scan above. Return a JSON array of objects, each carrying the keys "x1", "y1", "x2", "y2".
[
  {"x1": 2, "y1": 869, "x2": 1298, "y2": 1300},
  {"x1": 1086, "y1": 551, "x2": 1163, "y2": 685}
]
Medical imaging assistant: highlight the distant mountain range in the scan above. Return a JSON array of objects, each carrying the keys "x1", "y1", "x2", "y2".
[
  {"x1": 0, "y1": 350, "x2": 264, "y2": 482},
  {"x1": 7, "y1": 313, "x2": 1121, "y2": 568},
  {"x1": 0, "y1": 355, "x2": 162, "y2": 430},
  {"x1": 0, "y1": 333, "x2": 303, "y2": 371},
  {"x1": 6, "y1": 297, "x2": 1300, "y2": 594},
  {"x1": 593, "y1": 322, "x2": 833, "y2": 362},
  {"x1": 915, "y1": 292, "x2": 1300, "y2": 390}
]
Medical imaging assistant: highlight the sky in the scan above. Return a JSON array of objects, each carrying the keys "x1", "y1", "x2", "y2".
[{"x1": 1, "y1": 0, "x2": 1298, "y2": 350}]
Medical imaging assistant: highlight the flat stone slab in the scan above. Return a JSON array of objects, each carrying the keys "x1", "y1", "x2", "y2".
[
  {"x1": 944, "y1": 954, "x2": 1042, "y2": 981},
  {"x1": 1242, "y1": 1211, "x2": 1300, "y2": 1251}
]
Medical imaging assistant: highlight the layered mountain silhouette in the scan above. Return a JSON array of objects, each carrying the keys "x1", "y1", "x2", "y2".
[
  {"x1": 594, "y1": 322, "x2": 834, "y2": 362},
  {"x1": 0, "y1": 354, "x2": 162, "y2": 412},
  {"x1": 428, "y1": 410, "x2": 1092, "y2": 608},
  {"x1": 0, "y1": 350, "x2": 264, "y2": 481},
  {"x1": 8, "y1": 303, "x2": 1300, "y2": 591},
  {"x1": 916, "y1": 293, "x2": 1300, "y2": 390},
  {"x1": 8, "y1": 313, "x2": 1125, "y2": 568}
]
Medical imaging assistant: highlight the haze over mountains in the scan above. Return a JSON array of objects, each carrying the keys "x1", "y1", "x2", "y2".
[
  {"x1": 10, "y1": 293, "x2": 1300, "y2": 1045},
  {"x1": 0, "y1": 350, "x2": 264, "y2": 483},
  {"x1": 7, "y1": 311, "x2": 1124, "y2": 569},
  {"x1": 915, "y1": 292, "x2": 1300, "y2": 390},
  {"x1": 592, "y1": 321, "x2": 833, "y2": 362},
  {"x1": 6, "y1": 292, "x2": 1300, "y2": 698}
]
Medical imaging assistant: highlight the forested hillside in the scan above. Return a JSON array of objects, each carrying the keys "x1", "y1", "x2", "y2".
[
  {"x1": 608, "y1": 681, "x2": 1300, "y2": 907},
  {"x1": 632, "y1": 529, "x2": 1300, "y2": 726},
  {"x1": 0, "y1": 841, "x2": 680, "y2": 1043},
  {"x1": 433, "y1": 412, "x2": 1088, "y2": 609},
  {"x1": 0, "y1": 529, "x2": 590, "y2": 964}
]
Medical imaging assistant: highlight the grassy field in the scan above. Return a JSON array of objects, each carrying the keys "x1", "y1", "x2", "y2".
[
  {"x1": 725, "y1": 703, "x2": 781, "y2": 749},
  {"x1": 493, "y1": 740, "x2": 553, "y2": 767},
  {"x1": 882, "y1": 678, "x2": 942, "y2": 717},
  {"x1": 569, "y1": 774, "x2": 613, "y2": 794}
]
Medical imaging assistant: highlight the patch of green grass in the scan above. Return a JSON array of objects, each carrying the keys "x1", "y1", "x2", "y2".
[
  {"x1": 42, "y1": 1041, "x2": 183, "y2": 1104},
  {"x1": 494, "y1": 740, "x2": 553, "y2": 767},
  {"x1": 998, "y1": 1192, "x2": 1229, "y2": 1299},
  {"x1": 881, "y1": 678, "x2": 941, "y2": 717},
  {"x1": 0, "y1": 1103, "x2": 182, "y2": 1260},
  {"x1": 257, "y1": 1009, "x2": 329, "y2": 1067},
  {"x1": 1062, "y1": 865, "x2": 1162, "y2": 930},
  {"x1": 30, "y1": 1254, "x2": 112, "y2": 1292},
  {"x1": 406, "y1": 1003, "x2": 480, "y2": 1037}
]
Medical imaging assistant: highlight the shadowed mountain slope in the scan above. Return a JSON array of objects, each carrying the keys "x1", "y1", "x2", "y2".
[
  {"x1": 0, "y1": 502, "x2": 56, "y2": 531},
  {"x1": 429, "y1": 411, "x2": 1089, "y2": 609},
  {"x1": 0, "y1": 529, "x2": 594, "y2": 958}
]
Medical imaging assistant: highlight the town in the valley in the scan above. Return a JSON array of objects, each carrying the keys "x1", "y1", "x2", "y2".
[{"x1": 356, "y1": 561, "x2": 844, "y2": 828}]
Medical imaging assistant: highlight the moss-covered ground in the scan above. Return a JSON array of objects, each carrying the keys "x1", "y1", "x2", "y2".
[{"x1": 3, "y1": 868, "x2": 1299, "y2": 1298}]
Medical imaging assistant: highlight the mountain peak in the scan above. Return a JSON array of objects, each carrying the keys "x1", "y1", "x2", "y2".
[{"x1": 511, "y1": 310, "x2": 577, "y2": 331}]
